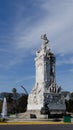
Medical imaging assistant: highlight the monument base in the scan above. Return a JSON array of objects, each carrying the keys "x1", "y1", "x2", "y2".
[
  {"x1": 27, "y1": 104, "x2": 43, "y2": 110},
  {"x1": 26, "y1": 110, "x2": 48, "y2": 119}
]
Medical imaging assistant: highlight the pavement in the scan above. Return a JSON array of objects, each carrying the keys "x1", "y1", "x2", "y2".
[{"x1": 0, "y1": 124, "x2": 73, "y2": 130}]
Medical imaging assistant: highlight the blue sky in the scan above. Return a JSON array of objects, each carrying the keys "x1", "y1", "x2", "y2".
[{"x1": 0, "y1": 0, "x2": 73, "y2": 93}]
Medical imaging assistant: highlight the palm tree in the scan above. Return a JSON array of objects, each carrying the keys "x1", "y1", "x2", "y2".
[
  {"x1": 12, "y1": 88, "x2": 17, "y2": 114},
  {"x1": 12, "y1": 88, "x2": 17, "y2": 100},
  {"x1": 12, "y1": 88, "x2": 17, "y2": 94}
]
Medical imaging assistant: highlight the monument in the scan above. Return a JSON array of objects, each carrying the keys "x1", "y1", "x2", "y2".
[{"x1": 27, "y1": 34, "x2": 66, "y2": 118}]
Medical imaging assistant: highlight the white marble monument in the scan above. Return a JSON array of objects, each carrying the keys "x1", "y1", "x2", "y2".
[{"x1": 27, "y1": 34, "x2": 66, "y2": 114}]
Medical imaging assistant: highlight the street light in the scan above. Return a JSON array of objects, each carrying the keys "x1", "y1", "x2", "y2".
[{"x1": 20, "y1": 86, "x2": 28, "y2": 96}]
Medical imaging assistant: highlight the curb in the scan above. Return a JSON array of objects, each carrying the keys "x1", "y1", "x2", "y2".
[{"x1": 0, "y1": 121, "x2": 73, "y2": 125}]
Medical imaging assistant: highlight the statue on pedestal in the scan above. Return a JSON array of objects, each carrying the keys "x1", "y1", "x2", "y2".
[{"x1": 41, "y1": 34, "x2": 50, "y2": 50}]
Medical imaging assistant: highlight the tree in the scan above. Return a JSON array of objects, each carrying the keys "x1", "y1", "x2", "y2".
[
  {"x1": 12, "y1": 88, "x2": 17, "y2": 114},
  {"x1": 12, "y1": 88, "x2": 17, "y2": 94},
  {"x1": 17, "y1": 95, "x2": 28, "y2": 113},
  {"x1": 65, "y1": 92, "x2": 73, "y2": 113},
  {"x1": 0, "y1": 100, "x2": 2, "y2": 113},
  {"x1": 12, "y1": 88, "x2": 17, "y2": 100},
  {"x1": 70, "y1": 92, "x2": 73, "y2": 100}
]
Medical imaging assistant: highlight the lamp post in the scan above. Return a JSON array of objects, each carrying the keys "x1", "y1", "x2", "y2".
[{"x1": 20, "y1": 86, "x2": 28, "y2": 96}]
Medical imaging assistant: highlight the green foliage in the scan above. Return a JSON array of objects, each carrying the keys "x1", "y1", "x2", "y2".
[
  {"x1": 17, "y1": 95, "x2": 28, "y2": 113},
  {"x1": 65, "y1": 92, "x2": 73, "y2": 113},
  {"x1": 0, "y1": 100, "x2": 2, "y2": 113},
  {"x1": 12, "y1": 88, "x2": 17, "y2": 93},
  {"x1": 65, "y1": 99, "x2": 73, "y2": 113},
  {"x1": 7, "y1": 94, "x2": 28, "y2": 114},
  {"x1": 70, "y1": 92, "x2": 73, "y2": 100},
  {"x1": 0, "y1": 118, "x2": 7, "y2": 122},
  {"x1": 0, "y1": 92, "x2": 28, "y2": 114},
  {"x1": 7, "y1": 94, "x2": 13, "y2": 103}
]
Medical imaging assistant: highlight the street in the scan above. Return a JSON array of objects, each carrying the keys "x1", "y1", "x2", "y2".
[{"x1": 0, "y1": 124, "x2": 73, "y2": 130}]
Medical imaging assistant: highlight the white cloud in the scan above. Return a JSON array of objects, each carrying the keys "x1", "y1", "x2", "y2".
[
  {"x1": 1, "y1": 0, "x2": 73, "y2": 69},
  {"x1": 69, "y1": 69, "x2": 73, "y2": 72},
  {"x1": 0, "y1": 0, "x2": 73, "y2": 92},
  {"x1": 12, "y1": 0, "x2": 73, "y2": 56},
  {"x1": 15, "y1": 75, "x2": 35, "y2": 83},
  {"x1": 57, "y1": 56, "x2": 73, "y2": 66}
]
